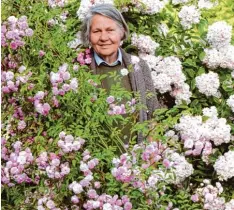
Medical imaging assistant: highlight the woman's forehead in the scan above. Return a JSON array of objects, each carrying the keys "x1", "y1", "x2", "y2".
[{"x1": 91, "y1": 14, "x2": 118, "y2": 29}]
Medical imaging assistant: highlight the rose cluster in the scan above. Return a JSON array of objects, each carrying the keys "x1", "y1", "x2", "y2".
[
  {"x1": 57, "y1": 131, "x2": 85, "y2": 153},
  {"x1": 139, "y1": 54, "x2": 163, "y2": 70},
  {"x1": 2, "y1": 54, "x2": 20, "y2": 71},
  {"x1": 213, "y1": 150, "x2": 234, "y2": 181},
  {"x1": 131, "y1": 33, "x2": 160, "y2": 55},
  {"x1": 1, "y1": 16, "x2": 33, "y2": 50},
  {"x1": 192, "y1": 180, "x2": 234, "y2": 210},
  {"x1": 77, "y1": 48, "x2": 92, "y2": 65},
  {"x1": 174, "y1": 106, "x2": 231, "y2": 163},
  {"x1": 203, "y1": 21, "x2": 234, "y2": 70},
  {"x1": 203, "y1": 46, "x2": 234, "y2": 70},
  {"x1": 150, "y1": 56, "x2": 185, "y2": 93},
  {"x1": 106, "y1": 96, "x2": 136, "y2": 115},
  {"x1": 108, "y1": 104, "x2": 126, "y2": 116},
  {"x1": 36, "y1": 152, "x2": 70, "y2": 179},
  {"x1": 111, "y1": 141, "x2": 193, "y2": 195},
  {"x1": 50, "y1": 63, "x2": 78, "y2": 107},
  {"x1": 68, "y1": 146, "x2": 133, "y2": 209},
  {"x1": 37, "y1": 194, "x2": 60, "y2": 210},
  {"x1": 2, "y1": 64, "x2": 32, "y2": 95},
  {"x1": 135, "y1": 54, "x2": 191, "y2": 106},
  {"x1": 2, "y1": 71, "x2": 19, "y2": 93},
  {"x1": 150, "y1": 56, "x2": 192, "y2": 105},
  {"x1": 34, "y1": 133, "x2": 128, "y2": 209},
  {"x1": 165, "y1": 151, "x2": 194, "y2": 184},
  {"x1": 47, "y1": 18, "x2": 65, "y2": 31},
  {"x1": 131, "y1": 0, "x2": 166, "y2": 15},
  {"x1": 1, "y1": 140, "x2": 34, "y2": 186},
  {"x1": 146, "y1": 150, "x2": 194, "y2": 188},
  {"x1": 207, "y1": 21, "x2": 232, "y2": 50},
  {"x1": 33, "y1": 91, "x2": 51, "y2": 116},
  {"x1": 195, "y1": 71, "x2": 220, "y2": 97},
  {"x1": 2, "y1": 115, "x2": 25, "y2": 139},
  {"x1": 46, "y1": 11, "x2": 68, "y2": 32},
  {"x1": 178, "y1": 5, "x2": 200, "y2": 29},
  {"x1": 82, "y1": 194, "x2": 132, "y2": 210}
]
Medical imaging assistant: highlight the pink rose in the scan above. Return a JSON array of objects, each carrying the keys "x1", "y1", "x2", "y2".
[
  {"x1": 124, "y1": 202, "x2": 132, "y2": 210},
  {"x1": 10, "y1": 42, "x2": 18, "y2": 50},
  {"x1": 17, "y1": 120, "x2": 26, "y2": 130},
  {"x1": 191, "y1": 194, "x2": 199, "y2": 202},
  {"x1": 39, "y1": 50, "x2": 45, "y2": 57},
  {"x1": 71, "y1": 195, "x2": 79, "y2": 204},
  {"x1": 163, "y1": 159, "x2": 171, "y2": 168},
  {"x1": 106, "y1": 96, "x2": 115, "y2": 104},
  {"x1": 25, "y1": 28, "x2": 34, "y2": 37}
]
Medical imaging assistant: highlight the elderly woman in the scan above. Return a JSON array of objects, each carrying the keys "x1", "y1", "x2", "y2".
[{"x1": 81, "y1": 4, "x2": 160, "y2": 143}]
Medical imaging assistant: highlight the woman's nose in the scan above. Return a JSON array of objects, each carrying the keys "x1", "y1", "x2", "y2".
[{"x1": 100, "y1": 31, "x2": 109, "y2": 41}]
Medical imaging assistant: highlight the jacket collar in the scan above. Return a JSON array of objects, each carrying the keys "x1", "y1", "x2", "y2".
[{"x1": 93, "y1": 48, "x2": 122, "y2": 66}]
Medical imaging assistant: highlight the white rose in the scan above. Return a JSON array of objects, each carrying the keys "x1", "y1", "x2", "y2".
[
  {"x1": 120, "y1": 68, "x2": 129, "y2": 76},
  {"x1": 72, "y1": 183, "x2": 83, "y2": 194}
]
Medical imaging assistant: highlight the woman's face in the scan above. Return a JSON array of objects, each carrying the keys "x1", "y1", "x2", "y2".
[{"x1": 90, "y1": 14, "x2": 123, "y2": 62}]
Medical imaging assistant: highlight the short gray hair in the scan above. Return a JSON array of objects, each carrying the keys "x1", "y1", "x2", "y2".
[{"x1": 81, "y1": 4, "x2": 129, "y2": 46}]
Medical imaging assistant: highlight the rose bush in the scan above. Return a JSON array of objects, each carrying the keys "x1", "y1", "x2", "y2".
[{"x1": 1, "y1": 0, "x2": 234, "y2": 209}]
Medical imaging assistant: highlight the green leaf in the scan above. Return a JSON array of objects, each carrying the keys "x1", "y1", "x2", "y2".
[
  {"x1": 199, "y1": 51, "x2": 206, "y2": 61},
  {"x1": 184, "y1": 68, "x2": 195, "y2": 78},
  {"x1": 86, "y1": 106, "x2": 92, "y2": 116},
  {"x1": 196, "y1": 67, "x2": 205, "y2": 76}
]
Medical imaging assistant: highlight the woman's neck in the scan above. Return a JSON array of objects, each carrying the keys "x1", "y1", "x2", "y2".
[{"x1": 100, "y1": 51, "x2": 118, "y2": 65}]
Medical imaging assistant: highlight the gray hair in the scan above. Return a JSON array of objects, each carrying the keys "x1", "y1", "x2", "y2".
[{"x1": 81, "y1": 4, "x2": 129, "y2": 46}]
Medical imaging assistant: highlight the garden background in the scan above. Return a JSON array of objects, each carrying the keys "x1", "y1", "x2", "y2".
[{"x1": 1, "y1": 0, "x2": 234, "y2": 209}]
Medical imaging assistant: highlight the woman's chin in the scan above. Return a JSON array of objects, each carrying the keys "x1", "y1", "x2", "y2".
[{"x1": 98, "y1": 50, "x2": 116, "y2": 57}]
